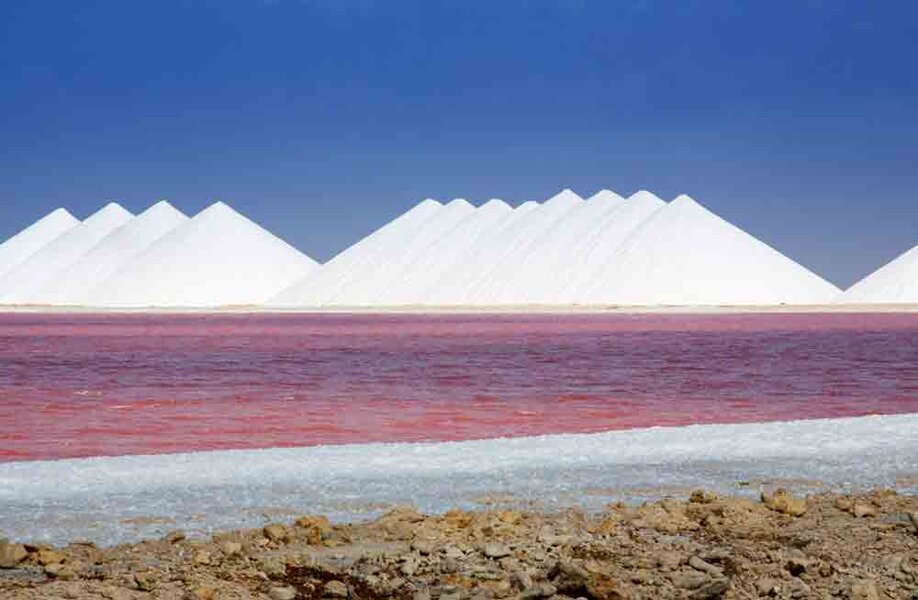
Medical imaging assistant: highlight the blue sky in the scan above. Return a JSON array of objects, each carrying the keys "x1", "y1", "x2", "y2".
[{"x1": 0, "y1": 1, "x2": 915, "y2": 287}]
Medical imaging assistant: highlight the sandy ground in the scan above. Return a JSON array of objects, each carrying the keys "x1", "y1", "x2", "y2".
[{"x1": 2, "y1": 488, "x2": 916, "y2": 599}]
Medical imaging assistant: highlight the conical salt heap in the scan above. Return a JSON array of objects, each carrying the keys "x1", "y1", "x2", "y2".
[
  {"x1": 35, "y1": 201, "x2": 189, "y2": 306},
  {"x1": 0, "y1": 203, "x2": 133, "y2": 305},
  {"x1": 0, "y1": 208, "x2": 80, "y2": 279},
  {"x1": 840, "y1": 244, "x2": 918, "y2": 304},
  {"x1": 91, "y1": 202, "x2": 317, "y2": 307},
  {"x1": 577, "y1": 194, "x2": 841, "y2": 305}
]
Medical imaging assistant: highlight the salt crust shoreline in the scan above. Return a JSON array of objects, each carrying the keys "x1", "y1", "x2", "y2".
[{"x1": 3, "y1": 414, "x2": 917, "y2": 548}]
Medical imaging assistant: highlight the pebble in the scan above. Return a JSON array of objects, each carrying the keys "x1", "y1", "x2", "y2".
[
  {"x1": 324, "y1": 579, "x2": 348, "y2": 597},
  {"x1": 269, "y1": 586, "x2": 297, "y2": 600},
  {"x1": 0, "y1": 541, "x2": 28, "y2": 568},
  {"x1": 670, "y1": 569, "x2": 707, "y2": 590},
  {"x1": 482, "y1": 542, "x2": 511, "y2": 559},
  {"x1": 263, "y1": 523, "x2": 290, "y2": 543}
]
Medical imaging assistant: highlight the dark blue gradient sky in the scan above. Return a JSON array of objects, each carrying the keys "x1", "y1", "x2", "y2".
[{"x1": 1, "y1": 1, "x2": 915, "y2": 287}]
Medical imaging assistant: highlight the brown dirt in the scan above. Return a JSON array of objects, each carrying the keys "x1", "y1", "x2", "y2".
[{"x1": 1, "y1": 488, "x2": 916, "y2": 599}]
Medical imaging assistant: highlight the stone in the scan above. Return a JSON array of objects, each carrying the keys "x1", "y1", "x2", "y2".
[
  {"x1": 689, "y1": 577, "x2": 730, "y2": 599},
  {"x1": 761, "y1": 488, "x2": 807, "y2": 517},
  {"x1": 269, "y1": 586, "x2": 298, "y2": 600},
  {"x1": 655, "y1": 551, "x2": 684, "y2": 570},
  {"x1": 263, "y1": 523, "x2": 291, "y2": 543},
  {"x1": 164, "y1": 530, "x2": 186, "y2": 544},
  {"x1": 785, "y1": 558, "x2": 808, "y2": 576},
  {"x1": 511, "y1": 568, "x2": 533, "y2": 590},
  {"x1": 670, "y1": 569, "x2": 708, "y2": 590},
  {"x1": 689, "y1": 489, "x2": 718, "y2": 504},
  {"x1": 756, "y1": 576, "x2": 780, "y2": 596},
  {"x1": 850, "y1": 579, "x2": 880, "y2": 600},
  {"x1": 787, "y1": 578, "x2": 810, "y2": 599},
  {"x1": 190, "y1": 548, "x2": 212, "y2": 565},
  {"x1": 688, "y1": 556, "x2": 722, "y2": 576},
  {"x1": 217, "y1": 540, "x2": 242, "y2": 556},
  {"x1": 0, "y1": 541, "x2": 28, "y2": 568},
  {"x1": 412, "y1": 540, "x2": 435, "y2": 555},
  {"x1": 184, "y1": 587, "x2": 215, "y2": 600},
  {"x1": 908, "y1": 511, "x2": 918, "y2": 532},
  {"x1": 35, "y1": 549, "x2": 66, "y2": 565},
  {"x1": 586, "y1": 573, "x2": 629, "y2": 600},
  {"x1": 413, "y1": 589, "x2": 432, "y2": 600},
  {"x1": 482, "y1": 542, "x2": 511, "y2": 559},
  {"x1": 519, "y1": 583, "x2": 557, "y2": 598},
  {"x1": 852, "y1": 502, "x2": 877, "y2": 518},
  {"x1": 325, "y1": 579, "x2": 349, "y2": 597}
]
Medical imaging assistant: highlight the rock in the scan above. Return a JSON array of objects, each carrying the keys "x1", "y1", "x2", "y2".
[
  {"x1": 100, "y1": 586, "x2": 134, "y2": 600},
  {"x1": 850, "y1": 579, "x2": 880, "y2": 600},
  {"x1": 324, "y1": 579, "x2": 349, "y2": 597},
  {"x1": 519, "y1": 583, "x2": 557, "y2": 598},
  {"x1": 441, "y1": 557, "x2": 460, "y2": 573},
  {"x1": 164, "y1": 530, "x2": 186, "y2": 544},
  {"x1": 908, "y1": 511, "x2": 918, "y2": 532},
  {"x1": 412, "y1": 539, "x2": 435, "y2": 555},
  {"x1": 586, "y1": 573, "x2": 629, "y2": 600},
  {"x1": 511, "y1": 568, "x2": 533, "y2": 590},
  {"x1": 0, "y1": 541, "x2": 28, "y2": 568},
  {"x1": 787, "y1": 578, "x2": 810, "y2": 599},
  {"x1": 184, "y1": 587, "x2": 215, "y2": 600},
  {"x1": 413, "y1": 589, "x2": 432, "y2": 600},
  {"x1": 256, "y1": 556, "x2": 287, "y2": 577},
  {"x1": 133, "y1": 571, "x2": 156, "y2": 591},
  {"x1": 269, "y1": 586, "x2": 298, "y2": 600},
  {"x1": 690, "y1": 490, "x2": 718, "y2": 504},
  {"x1": 852, "y1": 502, "x2": 877, "y2": 518},
  {"x1": 482, "y1": 542, "x2": 511, "y2": 559},
  {"x1": 401, "y1": 558, "x2": 418, "y2": 576},
  {"x1": 761, "y1": 488, "x2": 807, "y2": 517},
  {"x1": 688, "y1": 556, "x2": 722, "y2": 576},
  {"x1": 35, "y1": 549, "x2": 66, "y2": 565},
  {"x1": 756, "y1": 577, "x2": 780, "y2": 596},
  {"x1": 670, "y1": 569, "x2": 708, "y2": 590},
  {"x1": 263, "y1": 523, "x2": 291, "y2": 543},
  {"x1": 689, "y1": 578, "x2": 730, "y2": 599},
  {"x1": 217, "y1": 540, "x2": 242, "y2": 556},
  {"x1": 190, "y1": 548, "x2": 212, "y2": 565},
  {"x1": 656, "y1": 551, "x2": 684, "y2": 570},
  {"x1": 785, "y1": 557, "x2": 808, "y2": 576},
  {"x1": 296, "y1": 515, "x2": 331, "y2": 544}
]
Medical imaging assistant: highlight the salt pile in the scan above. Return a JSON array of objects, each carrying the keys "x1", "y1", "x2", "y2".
[
  {"x1": 269, "y1": 199, "x2": 443, "y2": 307},
  {"x1": 0, "y1": 203, "x2": 133, "y2": 305},
  {"x1": 2, "y1": 413, "x2": 915, "y2": 545},
  {"x1": 372, "y1": 198, "x2": 513, "y2": 305},
  {"x1": 31, "y1": 201, "x2": 189, "y2": 306},
  {"x1": 577, "y1": 195, "x2": 841, "y2": 306},
  {"x1": 840, "y1": 244, "x2": 918, "y2": 304},
  {"x1": 91, "y1": 202, "x2": 317, "y2": 307},
  {"x1": 0, "y1": 208, "x2": 79, "y2": 279}
]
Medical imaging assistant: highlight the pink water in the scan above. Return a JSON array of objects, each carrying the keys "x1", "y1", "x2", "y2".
[{"x1": 1, "y1": 312, "x2": 916, "y2": 462}]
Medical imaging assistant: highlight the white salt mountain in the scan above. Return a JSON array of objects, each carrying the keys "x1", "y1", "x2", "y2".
[
  {"x1": 91, "y1": 202, "x2": 316, "y2": 307},
  {"x1": 460, "y1": 190, "x2": 585, "y2": 305},
  {"x1": 486, "y1": 189, "x2": 625, "y2": 305},
  {"x1": 558, "y1": 190, "x2": 666, "y2": 303},
  {"x1": 325, "y1": 198, "x2": 476, "y2": 306},
  {"x1": 0, "y1": 203, "x2": 133, "y2": 305},
  {"x1": 269, "y1": 199, "x2": 443, "y2": 307},
  {"x1": 373, "y1": 198, "x2": 514, "y2": 305},
  {"x1": 423, "y1": 200, "x2": 540, "y2": 305},
  {"x1": 840, "y1": 244, "x2": 918, "y2": 304},
  {"x1": 35, "y1": 201, "x2": 189, "y2": 306},
  {"x1": 0, "y1": 208, "x2": 80, "y2": 279},
  {"x1": 579, "y1": 195, "x2": 840, "y2": 305}
]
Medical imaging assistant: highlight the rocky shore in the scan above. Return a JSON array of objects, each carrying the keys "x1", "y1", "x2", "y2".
[{"x1": 2, "y1": 489, "x2": 916, "y2": 599}]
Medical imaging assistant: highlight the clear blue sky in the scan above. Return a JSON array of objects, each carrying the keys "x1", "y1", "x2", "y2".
[{"x1": 1, "y1": 1, "x2": 915, "y2": 287}]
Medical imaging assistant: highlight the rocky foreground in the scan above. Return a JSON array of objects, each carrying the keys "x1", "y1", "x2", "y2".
[{"x1": 1, "y1": 489, "x2": 917, "y2": 600}]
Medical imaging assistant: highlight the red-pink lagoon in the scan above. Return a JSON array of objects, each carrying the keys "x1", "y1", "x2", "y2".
[{"x1": 1, "y1": 312, "x2": 915, "y2": 462}]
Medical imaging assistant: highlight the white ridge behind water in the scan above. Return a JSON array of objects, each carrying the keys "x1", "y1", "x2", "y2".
[
  {"x1": 465, "y1": 189, "x2": 584, "y2": 305},
  {"x1": 91, "y1": 202, "x2": 317, "y2": 307},
  {"x1": 0, "y1": 203, "x2": 133, "y2": 305},
  {"x1": 0, "y1": 208, "x2": 80, "y2": 279},
  {"x1": 268, "y1": 199, "x2": 443, "y2": 307},
  {"x1": 497, "y1": 189, "x2": 624, "y2": 305},
  {"x1": 35, "y1": 201, "x2": 189, "y2": 306},
  {"x1": 839, "y1": 244, "x2": 918, "y2": 304},
  {"x1": 324, "y1": 199, "x2": 476, "y2": 306},
  {"x1": 579, "y1": 195, "x2": 841, "y2": 305},
  {"x1": 560, "y1": 190, "x2": 666, "y2": 303},
  {"x1": 1, "y1": 414, "x2": 914, "y2": 546},
  {"x1": 376, "y1": 199, "x2": 513, "y2": 305}
]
